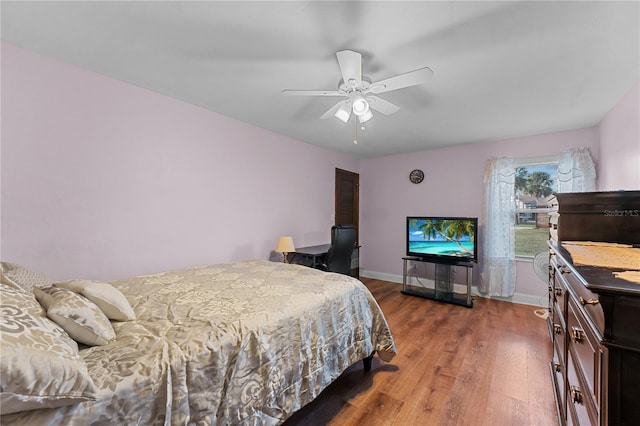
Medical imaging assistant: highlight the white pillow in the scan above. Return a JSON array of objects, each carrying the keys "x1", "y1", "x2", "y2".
[
  {"x1": 0, "y1": 283, "x2": 97, "y2": 414},
  {"x1": 55, "y1": 280, "x2": 136, "y2": 321},
  {"x1": 35, "y1": 286, "x2": 116, "y2": 346}
]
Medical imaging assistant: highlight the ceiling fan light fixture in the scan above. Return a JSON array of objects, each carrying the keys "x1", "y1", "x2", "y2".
[
  {"x1": 334, "y1": 103, "x2": 352, "y2": 123},
  {"x1": 352, "y1": 96, "x2": 370, "y2": 116},
  {"x1": 358, "y1": 109, "x2": 373, "y2": 123}
]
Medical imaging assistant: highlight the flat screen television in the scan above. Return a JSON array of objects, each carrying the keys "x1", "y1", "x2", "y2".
[{"x1": 406, "y1": 216, "x2": 478, "y2": 264}]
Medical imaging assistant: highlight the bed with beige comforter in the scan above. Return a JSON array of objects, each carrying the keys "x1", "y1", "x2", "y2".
[{"x1": 1, "y1": 260, "x2": 396, "y2": 425}]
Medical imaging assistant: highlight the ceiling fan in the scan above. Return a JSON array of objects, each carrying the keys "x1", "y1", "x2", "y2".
[{"x1": 282, "y1": 50, "x2": 433, "y2": 125}]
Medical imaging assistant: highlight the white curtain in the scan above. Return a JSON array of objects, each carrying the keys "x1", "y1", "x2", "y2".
[
  {"x1": 479, "y1": 157, "x2": 517, "y2": 297},
  {"x1": 557, "y1": 147, "x2": 596, "y2": 192}
]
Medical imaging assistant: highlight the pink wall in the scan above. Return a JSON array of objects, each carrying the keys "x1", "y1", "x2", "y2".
[
  {"x1": 598, "y1": 80, "x2": 640, "y2": 191},
  {"x1": 2, "y1": 42, "x2": 636, "y2": 303},
  {"x1": 0, "y1": 43, "x2": 358, "y2": 281},
  {"x1": 359, "y1": 127, "x2": 599, "y2": 303}
]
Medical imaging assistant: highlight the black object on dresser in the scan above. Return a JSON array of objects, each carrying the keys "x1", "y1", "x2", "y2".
[{"x1": 548, "y1": 190, "x2": 640, "y2": 425}]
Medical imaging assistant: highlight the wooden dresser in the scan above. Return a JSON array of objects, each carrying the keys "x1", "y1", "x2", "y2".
[{"x1": 548, "y1": 190, "x2": 640, "y2": 426}]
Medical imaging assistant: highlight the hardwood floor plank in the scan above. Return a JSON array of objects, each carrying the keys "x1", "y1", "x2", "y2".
[
  {"x1": 383, "y1": 334, "x2": 449, "y2": 402},
  {"x1": 283, "y1": 278, "x2": 558, "y2": 426},
  {"x1": 490, "y1": 335, "x2": 531, "y2": 402},
  {"x1": 349, "y1": 391, "x2": 404, "y2": 425},
  {"x1": 391, "y1": 371, "x2": 454, "y2": 425}
]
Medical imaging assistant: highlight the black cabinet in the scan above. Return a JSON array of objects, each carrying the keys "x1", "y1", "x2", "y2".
[
  {"x1": 401, "y1": 257, "x2": 473, "y2": 307},
  {"x1": 548, "y1": 190, "x2": 640, "y2": 425}
]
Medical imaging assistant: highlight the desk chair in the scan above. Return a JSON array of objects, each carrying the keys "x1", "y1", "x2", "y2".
[{"x1": 318, "y1": 225, "x2": 356, "y2": 275}]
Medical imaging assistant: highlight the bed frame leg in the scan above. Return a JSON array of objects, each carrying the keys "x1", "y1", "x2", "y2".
[{"x1": 363, "y1": 352, "x2": 374, "y2": 371}]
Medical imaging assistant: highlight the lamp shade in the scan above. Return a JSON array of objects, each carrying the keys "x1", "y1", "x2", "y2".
[
  {"x1": 358, "y1": 109, "x2": 373, "y2": 123},
  {"x1": 334, "y1": 103, "x2": 352, "y2": 123},
  {"x1": 276, "y1": 236, "x2": 295, "y2": 253}
]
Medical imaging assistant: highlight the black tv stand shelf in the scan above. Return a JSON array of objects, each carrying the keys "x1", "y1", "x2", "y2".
[{"x1": 401, "y1": 257, "x2": 474, "y2": 308}]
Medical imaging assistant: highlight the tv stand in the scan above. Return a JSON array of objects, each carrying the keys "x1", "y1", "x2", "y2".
[{"x1": 401, "y1": 257, "x2": 473, "y2": 308}]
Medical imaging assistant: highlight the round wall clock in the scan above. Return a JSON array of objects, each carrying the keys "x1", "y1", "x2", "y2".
[{"x1": 409, "y1": 169, "x2": 424, "y2": 184}]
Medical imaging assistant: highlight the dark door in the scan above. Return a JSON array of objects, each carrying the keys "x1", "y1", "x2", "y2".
[{"x1": 335, "y1": 168, "x2": 359, "y2": 244}]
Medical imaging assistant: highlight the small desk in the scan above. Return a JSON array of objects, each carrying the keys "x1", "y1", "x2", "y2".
[
  {"x1": 290, "y1": 244, "x2": 360, "y2": 279},
  {"x1": 290, "y1": 244, "x2": 330, "y2": 269}
]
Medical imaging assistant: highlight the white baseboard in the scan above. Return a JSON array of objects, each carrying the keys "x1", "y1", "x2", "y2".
[{"x1": 360, "y1": 269, "x2": 546, "y2": 308}]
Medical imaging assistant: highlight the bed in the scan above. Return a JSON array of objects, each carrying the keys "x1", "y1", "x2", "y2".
[{"x1": 0, "y1": 260, "x2": 396, "y2": 425}]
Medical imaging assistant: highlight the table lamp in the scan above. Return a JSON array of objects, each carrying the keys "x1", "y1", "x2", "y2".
[{"x1": 276, "y1": 236, "x2": 295, "y2": 263}]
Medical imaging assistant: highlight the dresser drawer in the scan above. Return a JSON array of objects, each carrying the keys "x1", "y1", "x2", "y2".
[
  {"x1": 553, "y1": 323, "x2": 566, "y2": 370},
  {"x1": 550, "y1": 354, "x2": 566, "y2": 424},
  {"x1": 552, "y1": 303, "x2": 566, "y2": 360},
  {"x1": 552, "y1": 336, "x2": 566, "y2": 423},
  {"x1": 555, "y1": 258, "x2": 605, "y2": 337},
  {"x1": 547, "y1": 315, "x2": 556, "y2": 344},
  {"x1": 567, "y1": 297, "x2": 604, "y2": 411},
  {"x1": 551, "y1": 264, "x2": 568, "y2": 319},
  {"x1": 567, "y1": 350, "x2": 598, "y2": 425}
]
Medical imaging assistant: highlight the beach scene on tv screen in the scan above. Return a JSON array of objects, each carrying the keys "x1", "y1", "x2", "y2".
[{"x1": 408, "y1": 219, "x2": 475, "y2": 257}]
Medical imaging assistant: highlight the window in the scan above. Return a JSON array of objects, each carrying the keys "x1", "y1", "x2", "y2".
[{"x1": 513, "y1": 157, "x2": 558, "y2": 258}]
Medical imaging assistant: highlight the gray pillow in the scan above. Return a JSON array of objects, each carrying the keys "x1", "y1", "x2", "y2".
[{"x1": 0, "y1": 262, "x2": 53, "y2": 293}]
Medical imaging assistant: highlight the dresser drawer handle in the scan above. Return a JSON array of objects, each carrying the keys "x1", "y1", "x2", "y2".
[
  {"x1": 570, "y1": 386, "x2": 583, "y2": 404},
  {"x1": 553, "y1": 363, "x2": 561, "y2": 373},
  {"x1": 559, "y1": 266, "x2": 571, "y2": 274},
  {"x1": 553, "y1": 324, "x2": 562, "y2": 335},
  {"x1": 579, "y1": 296, "x2": 599, "y2": 306},
  {"x1": 571, "y1": 327, "x2": 584, "y2": 344},
  {"x1": 554, "y1": 287, "x2": 563, "y2": 297}
]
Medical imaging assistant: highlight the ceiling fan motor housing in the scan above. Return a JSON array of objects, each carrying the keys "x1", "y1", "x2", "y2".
[{"x1": 339, "y1": 79, "x2": 370, "y2": 94}]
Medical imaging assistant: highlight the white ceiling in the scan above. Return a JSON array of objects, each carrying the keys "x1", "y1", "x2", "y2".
[{"x1": 2, "y1": 1, "x2": 638, "y2": 159}]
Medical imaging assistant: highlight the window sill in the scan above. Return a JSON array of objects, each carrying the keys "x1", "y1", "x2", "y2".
[{"x1": 515, "y1": 255, "x2": 535, "y2": 262}]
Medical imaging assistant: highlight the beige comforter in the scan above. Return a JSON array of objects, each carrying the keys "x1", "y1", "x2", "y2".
[{"x1": 4, "y1": 260, "x2": 396, "y2": 425}]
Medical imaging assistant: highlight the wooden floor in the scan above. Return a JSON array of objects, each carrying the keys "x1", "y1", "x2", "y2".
[{"x1": 284, "y1": 278, "x2": 558, "y2": 426}]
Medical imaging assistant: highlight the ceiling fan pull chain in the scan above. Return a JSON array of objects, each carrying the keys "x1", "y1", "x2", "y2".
[{"x1": 353, "y1": 116, "x2": 358, "y2": 144}]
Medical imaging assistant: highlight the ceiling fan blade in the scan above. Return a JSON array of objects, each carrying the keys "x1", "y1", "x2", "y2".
[
  {"x1": 282, "y1": 90, "x2": 343, "y2": 96},
  {"x1": 320, "y1": 100, "x2": 350, "y2": 120},
  {"x1": 366, "y1": 96, "x2": 400, "y2": 115},
  {"x1": 368, "y1": 67, "x2": 433, "y2": 94},
  {"x1": 336, "y1": 50, "x2": 362, "y2": 86}
]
